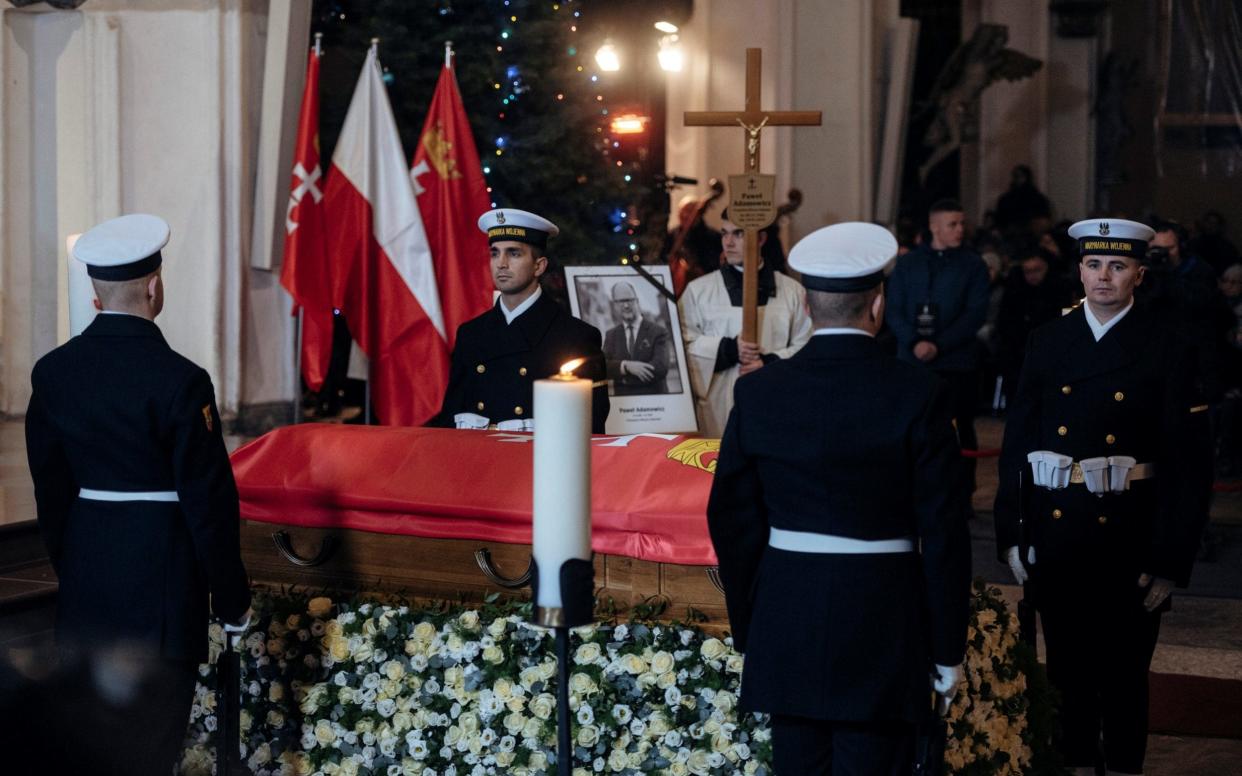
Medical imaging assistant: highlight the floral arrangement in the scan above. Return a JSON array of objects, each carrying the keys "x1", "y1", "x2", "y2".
[
  {"x1": 181, "y1": 582, "x2": 1054, "y2": 775},
  {"x1": 943, "y1": 580, "x2": 1060, "y2": 776}
]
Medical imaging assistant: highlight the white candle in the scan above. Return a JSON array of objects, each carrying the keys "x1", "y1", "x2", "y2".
[{"x1": 532, "y1": 358, "x2": 593, "y2": 609}]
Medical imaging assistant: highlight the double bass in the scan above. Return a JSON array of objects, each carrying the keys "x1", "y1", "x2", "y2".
[{"x1": 667, "y1": 179, "x2": 725, "y2": 297}]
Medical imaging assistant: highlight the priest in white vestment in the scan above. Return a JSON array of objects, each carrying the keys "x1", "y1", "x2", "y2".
[{"x1": 679, "y1": 211, "x2": 813, "y2": 437}]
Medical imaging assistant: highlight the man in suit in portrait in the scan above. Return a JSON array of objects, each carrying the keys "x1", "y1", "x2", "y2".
[{"x1": 602, "y1": 280, "x2": 670, "y2": 395}]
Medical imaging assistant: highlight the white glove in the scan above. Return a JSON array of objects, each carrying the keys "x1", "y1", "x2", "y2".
[
  {"x1": 1138, "y1": 573, "x2": 1175, "y2": 612},
  {"x1": 1005, "y1": 545, "x2": 1035, "y2": 585},
  {"x1": 222, "y1": 609, "x2": 253, "y2": 647},
  {"x1": 931, "y1": 663, "x2": 962, "y2": 716}
]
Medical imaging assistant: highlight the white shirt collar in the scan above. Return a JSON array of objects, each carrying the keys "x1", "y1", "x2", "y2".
[
  {"x1": 498, "y1": 285, "x2": 542, "y2": 325},
  {"x1": 99, "y1": 310, "x2": 146, "y2": 319},
  {"x1": 812, "y1": 327, "x2": 874, "y2": 338},
  {"x1": 1083, "y1": 298, "x2": 1133, "y2": 342}
]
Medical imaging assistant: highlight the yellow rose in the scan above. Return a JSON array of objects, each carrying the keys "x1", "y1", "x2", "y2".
[
  {"x1": 325, "y1": 620, "x2": 344, "y2": 637},
  {"x1": 268, "y1": 683, "x2": 285, "y2": 703},
  {"x1": 656, "y1": 671, "x2": 677, "y2": 689},
  {"x1": 622, "y1": 653, "x2": 647, "y2": 675},
  {"x1": 608, "y1": 748, "x2": 629, "y2": 771},
  {"x1": 338, "y1": 687, "x2": 354, "y2": 704},
  {"x1": 725, "y1": 654, "x2": 745, "y2": 674},
  {"x1": 266, "y1": 709, "x2": 285, "y2": 728},
  {"x1": 714, "y1": 691, "x2": 735, "y2": 713},
  {"x1": 669, "y1": 762, "x2": 689, "y2": 776},
  {"x1": 392, "y1": 711, "x2": 413, "y2": 731},
  {"x1": 496, "y1": 751, "x2": 516, "y2": 768},
  {"x1": 325, "y1": 635, "x2": 350, "y2": 662},
  {"x1": 307, "y1": 597, "x2": 333, "y2": 618},
  {"x1": 294, "y1": 752, "x2": 313, "y2": 776},
  {"x1": 339, "y1": 761, "x2": 359, "y2": 776},
  {"x1": 238, "y1": 708, "x2": 250, "y2": 730},
  {"x1": 712, "y1": 733, "x2": 731, "y2": 753},
  {"x1": 384, "y1": 661, "x2": 405, "y2": 681},
  {"x1": 700, "y1": 638, "x2": 728, "y2": 661}
]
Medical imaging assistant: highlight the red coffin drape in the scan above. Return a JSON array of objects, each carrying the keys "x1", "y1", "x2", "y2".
[{"x1": 230, "y1": 425, "x2": 719, "y2": 566}]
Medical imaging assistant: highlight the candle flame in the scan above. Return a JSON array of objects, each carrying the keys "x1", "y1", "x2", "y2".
[{"x1": 559, "y1": 358, "x2": 586, "y2": 376}]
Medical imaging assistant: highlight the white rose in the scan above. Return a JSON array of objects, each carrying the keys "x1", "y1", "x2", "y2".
[
  {"x1": 482, "y1": 645, "x2": 505, "y2": 665},
  {"x1": 687, "y1": 750, "x2": 712, "y2": 775},
  {"x1": 412, "y1": 622, "x2": 437, "y2": 642},
  {"x1": 569, "y1": 673, "x2": 597, "y2": 696},
  {"x1": 530, "y1": 694, "x2": 555, "y2": 720},
  {"x1": 650, "y1": 651, "x2": 675, "y2": 674},
  {"x1": 314, "y1": 720, "x2": 337, "y2": 746},
  {"x1": 574, "y1": 642, "x2": 602, "y2": 664},
  {"x1": 488, "y1": 617, "x2": 508, "y2": 638},
  {"x1": 576, "y1": 724, "x2": 599, "y2": 748},
  {"x1": 458, "y1": 610, "x2": 480, "y2": 631},
  {"x1": 700, "y1": 638, "x2": 728, "y2": 661}
]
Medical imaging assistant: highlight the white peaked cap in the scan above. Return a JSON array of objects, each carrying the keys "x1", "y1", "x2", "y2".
[
  {"x1": 788, "y1": 222, "x2": 898, "y2": 292},
  {"x1": 72, "y1": 214, "x2": 170, "y2": 280},
  {"x1": 478, "y1": 208, "x2": 559, "y2": 249}
]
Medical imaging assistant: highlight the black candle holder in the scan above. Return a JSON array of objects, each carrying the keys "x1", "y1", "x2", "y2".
[{"x1": 531, "y1": 556, "x2": 595, "y2": 776}]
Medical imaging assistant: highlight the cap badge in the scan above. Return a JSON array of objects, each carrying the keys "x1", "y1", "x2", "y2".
[
  {"x1": 202, "y1": 404, "x2": 213, "y2": 432},
  {"x1": 496, "y1": 211, "x2": 506, "y2": 225},
  {"x1": 1099, "y1": 222, "x2": 1110, "y2": 236}
]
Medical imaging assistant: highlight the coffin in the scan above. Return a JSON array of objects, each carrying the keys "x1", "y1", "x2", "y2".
[{"x1": 231, "y1": 425, "x2": 728, "y2": 622}]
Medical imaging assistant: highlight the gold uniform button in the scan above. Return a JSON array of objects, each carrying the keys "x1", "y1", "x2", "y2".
[
  {"x1": 1098, "y1": 515, "x2": 1108, "y2": 525},
  {"x1": 1106, "y1": 434, "x2": 1117, "y2": 445},
  {"x1": 514, "y1": 406, "x2": 524, "y2": 416},
  {"x1": 1057, "y1": 425, "x2": 1068, "y2": 437},
  {"x1": 477, "y1": 402, "x2": 485, "y2": 411},
  {"x1": 519, "y1": 367, "x2": 528, "y2": 376},
  {"x1": 476, "y1": 364, "x2": 486, "y2": 374},
  {"x1": 1114, "y1": 391, "x2": 1125, "y2": 401},
  {"x1": 1052, "y1": 509, "x2": 1063, "y2": 519},
  {"x1": 1061, "y1": 385, "x2": 1072, "y2": 395}
]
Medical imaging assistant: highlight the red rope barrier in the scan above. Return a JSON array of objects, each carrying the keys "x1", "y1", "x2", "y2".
[{"x1": 960, "y1": 448, "x2": 1001, "y2": 459}]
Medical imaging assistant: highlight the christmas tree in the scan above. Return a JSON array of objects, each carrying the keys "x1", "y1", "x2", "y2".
[{"x1": 313, "y1": 0, "x2": 652, "y2": 267}]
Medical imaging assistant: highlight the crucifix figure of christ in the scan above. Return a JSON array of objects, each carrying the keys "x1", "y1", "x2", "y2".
[{"x1": 684, "y1": 48, "x2": 821, "y2": 343}]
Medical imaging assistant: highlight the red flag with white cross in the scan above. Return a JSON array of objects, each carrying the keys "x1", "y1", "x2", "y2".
[{"x1": 279, "y1": 46, "x2": 332, "y2": 392}]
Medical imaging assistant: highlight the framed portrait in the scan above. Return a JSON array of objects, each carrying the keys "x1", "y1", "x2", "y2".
[{"x1": 564, "y1": 265, "x2": 698, "y2": 435}]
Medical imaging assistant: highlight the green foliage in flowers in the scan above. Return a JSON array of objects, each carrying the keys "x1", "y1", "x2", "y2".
[{"x1": 182, "y1": 580, "x2": 1055, "y2": 776}]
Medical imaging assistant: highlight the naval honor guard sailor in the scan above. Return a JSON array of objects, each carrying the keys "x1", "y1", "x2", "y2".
[
  {"x1": 24, "y1": 214, "x2": 251, "y2": 775},
  {"x1": 430, "y1": 208, "x2": 609, "y2": 433},
  {"x1": 707, "y1": 222, "x2": 970, "y2": 775},
  {"x1": 994, "y1": 218, "x2": 1212, "y2": 776}
]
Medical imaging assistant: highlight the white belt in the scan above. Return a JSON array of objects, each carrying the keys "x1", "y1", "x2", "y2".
[
  {"x1": 79, "y1": 488, "x2": 179, "y2": 503},
  {"x1": 769, "y1": 528, "x2": 916, "y2": 555}
]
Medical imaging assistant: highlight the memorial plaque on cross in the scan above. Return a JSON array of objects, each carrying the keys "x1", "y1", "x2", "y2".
[{"x1": 684, "y1": 48, "x2": 821, "y2": 342}]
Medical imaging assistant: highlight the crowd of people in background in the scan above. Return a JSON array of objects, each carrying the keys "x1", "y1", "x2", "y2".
[{"x1": 884, "y1": 166, "x2": 1242, "y2": 530}]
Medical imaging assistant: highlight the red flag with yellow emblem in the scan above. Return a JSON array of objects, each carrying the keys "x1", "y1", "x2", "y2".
[{"x1": 410, "y1": 54, "x2": 493, "y2": 350}]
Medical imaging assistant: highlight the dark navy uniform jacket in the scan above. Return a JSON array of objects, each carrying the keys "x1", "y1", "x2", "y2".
[
  {"x1": 994, "y1": 304, "x2": 1212, "y2": 590},
  {"x1": 707, "y1": 333, "x2": 971, "y2": 722},
  {"x1": 25, "y1": 314, "x2": 250, "y2": 662},
  {"x1": 431, "y1": 291, "x2": 610, "y2": 433}
]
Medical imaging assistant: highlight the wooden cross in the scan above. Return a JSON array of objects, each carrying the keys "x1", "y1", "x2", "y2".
[{"x1": 684, "y1": 48, "x2": 821, "y2": 343}]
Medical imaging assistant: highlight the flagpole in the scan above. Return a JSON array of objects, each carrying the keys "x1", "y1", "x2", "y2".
[
  {"x1": 445, "y1": 40, "x2": 453, "y2": 68},
  {"x1": 314, "y1": 31, "x2": 322, "y2": 57},
  {"x1": 294, "y1": 308, "x2": 304, "y2": 423}
]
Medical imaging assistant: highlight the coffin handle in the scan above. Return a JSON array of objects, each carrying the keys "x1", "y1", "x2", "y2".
[
  {"x1": 706, "y1": 566, "x2": 725, "y2": 595},
  {"x1": 475, "y1": 548, "x2": 533, "y2": 590},
  {"x1": 272, "y1": 530, "x2": 339, "y2": 567}
]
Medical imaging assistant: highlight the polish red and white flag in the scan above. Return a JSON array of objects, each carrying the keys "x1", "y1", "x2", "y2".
[{"x1": 323, "y1": 46, "x2": 447, "y2": 425}]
